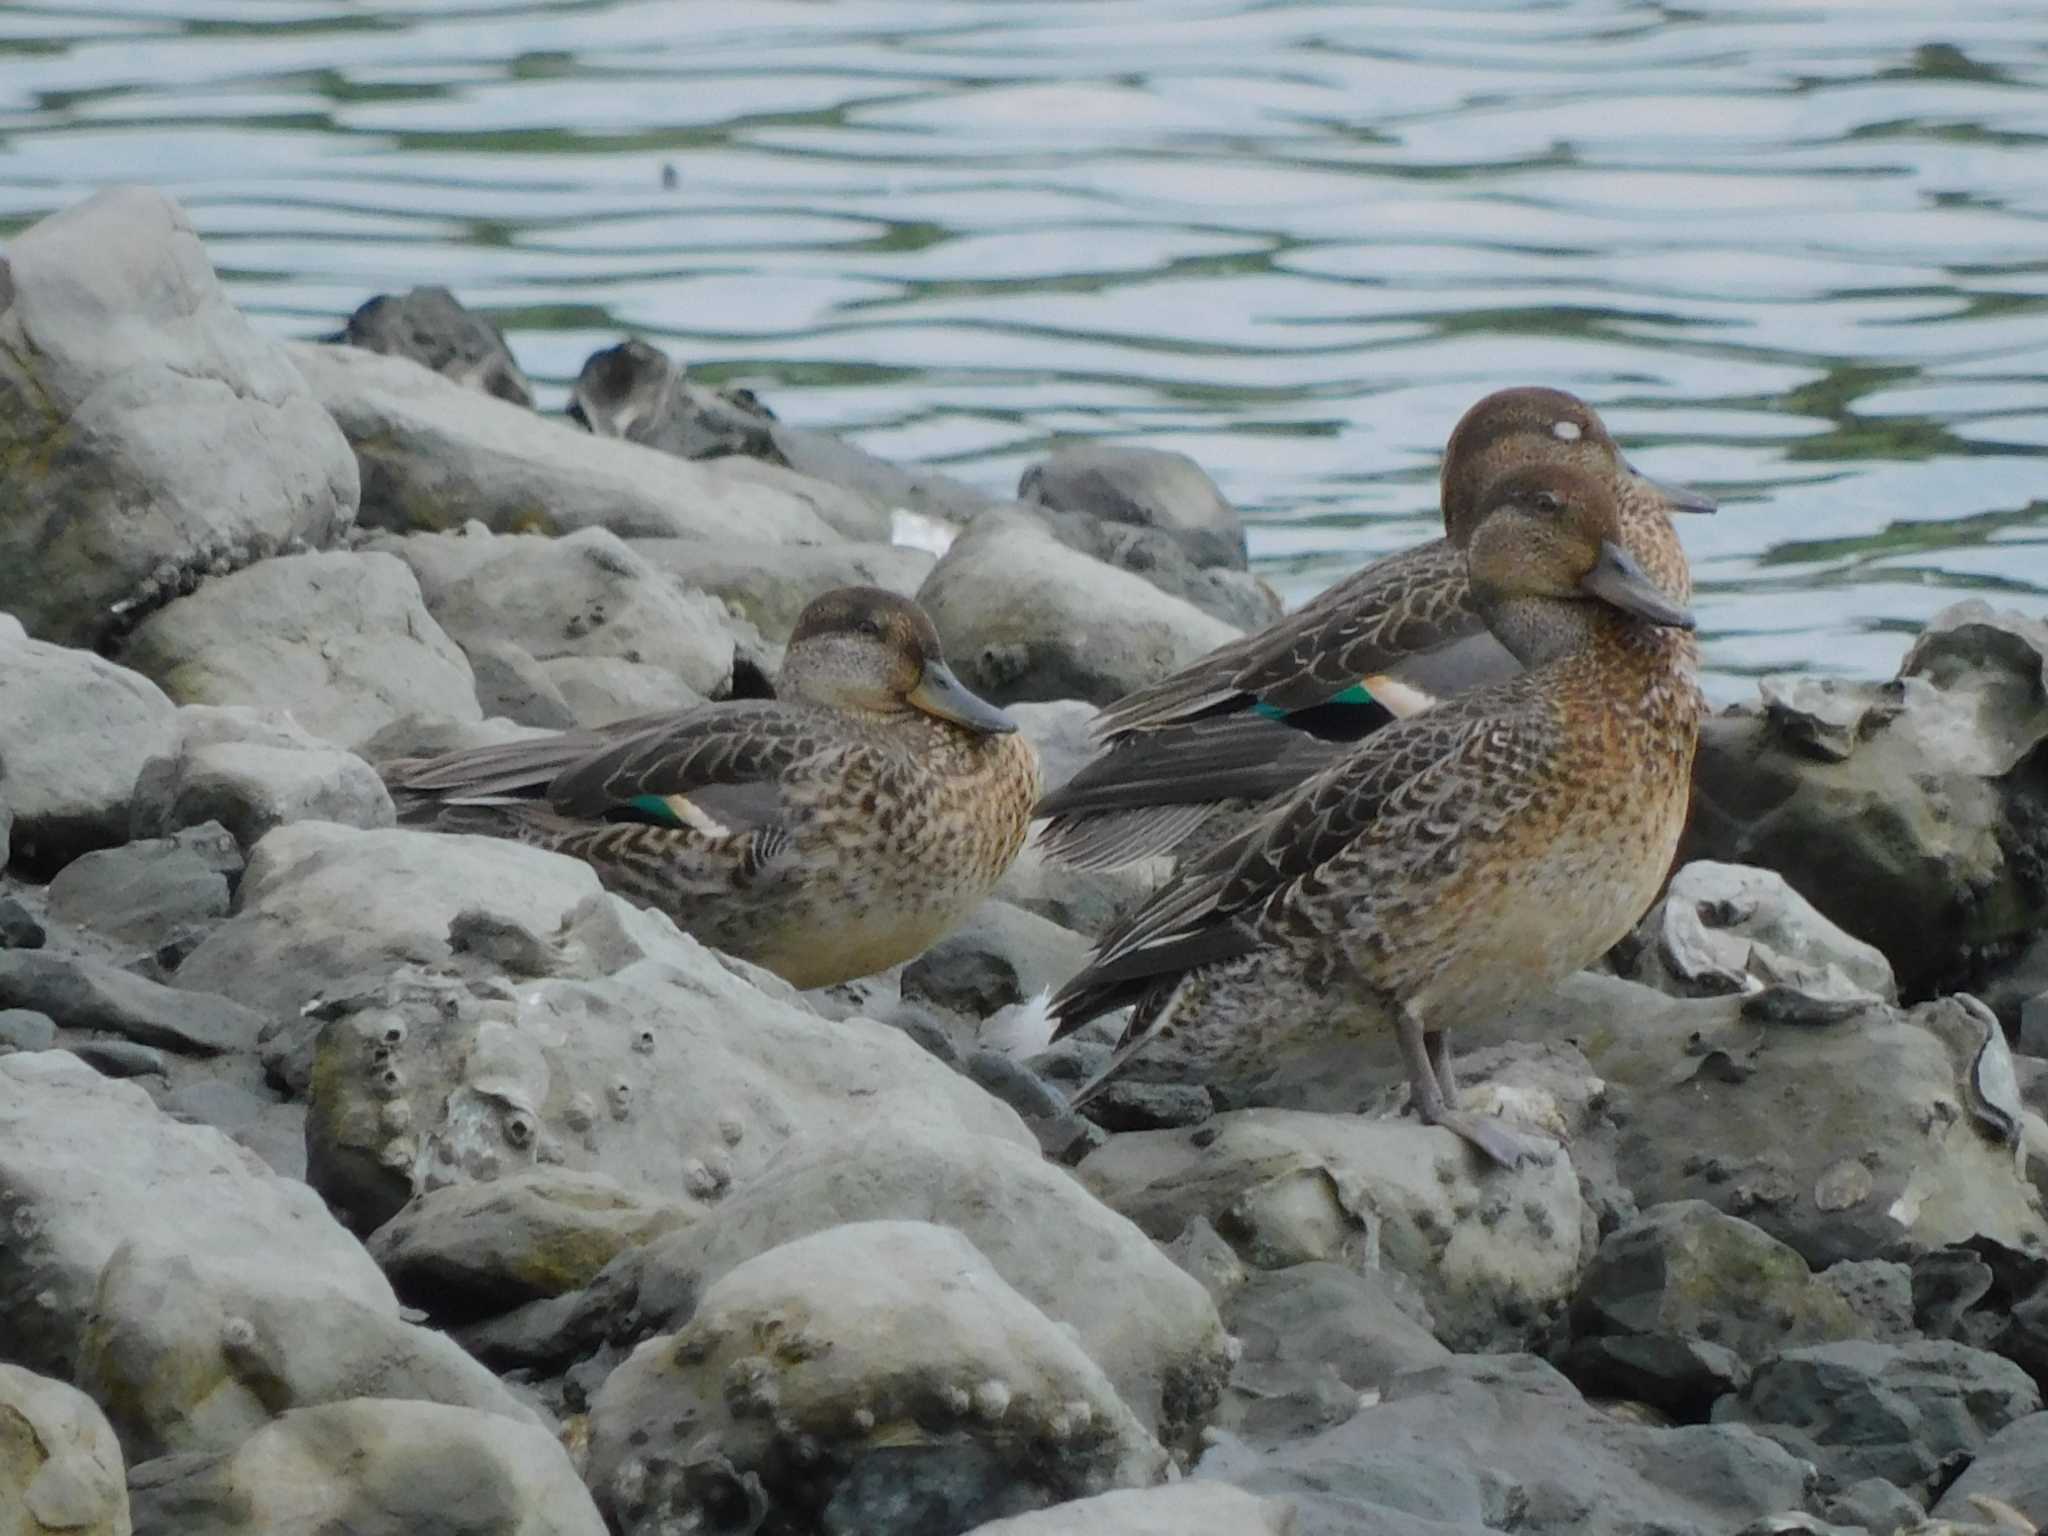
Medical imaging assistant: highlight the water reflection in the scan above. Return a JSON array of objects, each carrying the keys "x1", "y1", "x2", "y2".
[{"x1": 2, "y1": 0, "x2": 2044, "y2": 698}]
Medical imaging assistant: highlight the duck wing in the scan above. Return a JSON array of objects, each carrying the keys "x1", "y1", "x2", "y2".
[
  {"x1": 1034, "y1": 714, "x2": 1346, "y2": 871},
  {"x1": 1090, "y1": 538, "x2": 1485, "y2": 738},
  {"x1": 1048, "y1": 685, "x2": 1558, "y2": 1042}
]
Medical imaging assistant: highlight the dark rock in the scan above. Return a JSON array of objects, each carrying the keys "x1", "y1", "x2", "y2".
[
  {"x1": 1203, "y1": 1353, "x2": 1814, "y2": 1536},
  {"x1": 901, "y1": 900, "x2": 1090, "y2": 1018},
  {"x1": 1929, "y1": 1409, "x2": 2048, "y2": 1528},
  {"x1": 1822, "y1": 1477, "x2": 1926, "y2": 1535},
  {"x1": 1685, "y1": 601, "x2": 2048, "y2": 998},
  {"x1": 337, "y1": 284, "x2": 534, "y2": 407},
  {"x1": 963, "y1": 1050, "x2": 1066, "y2": 1121},
  {"x1": 1714, "y1": 1339, "x2": 2041, "y2": 1497},
  {"x1": 1087, "y1": 1080, "x2": 1215, "y2": 1131},
  {"x1": 70, "y1": 1039, "x2": 168, "y2": 1078},
  {"x1": 0, "y1": 896, "x2": 45, "y2": 949},
  {"x1": 1821, "y1": 1259, "x2": 1919, "y2": 1343},
  {"x1": 119, "y1": 551, "x2": 480, "y2": 751},
  {"x1": 46, "y1": 836, "x2": 232, "y2": 951},
  {"x1": 2022, "y1": 989, "x2": 2048, "y2": 1057},
  {"x1": 0, "y1": 619, "x2": 178, "y2": 872},
  {"x1": 1565, "y1": 1200, "x2": 1868, "y2": 1414},
  {"x1": 0, "y1": 186, "x2": 356, "y2": 650},
  {"x1": 918, "y1": 511, "x2": 1241, "y2": 707},
  {"x1": 0, "y1": 952, "x2": 266, "y2": 1056},
  {"x1": 1223, "y1": 1262, "x2": 1451, "y2": 1445},
  {"x1": 368, "y1": 1170, "x2": 697, "y2": 1319},
  {"x1": 1020, "y1": 441, "x2": 1248, "y2": 571}
]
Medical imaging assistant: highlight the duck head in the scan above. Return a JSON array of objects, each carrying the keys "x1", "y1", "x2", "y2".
[
  {"x1": 1466, "y1": 464, "x2": 1696, "y2": 642},
  {"x1": 781, "y1": 586, "x2": 1017, "y2": 735},
  {"x1": 1440, "y1": 386, "x2": 1716, "y2": 548}
]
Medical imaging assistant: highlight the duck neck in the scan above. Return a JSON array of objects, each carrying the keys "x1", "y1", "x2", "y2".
[{"x1": 1479, "y1": 593, "x2": 1618, "y2": 668}]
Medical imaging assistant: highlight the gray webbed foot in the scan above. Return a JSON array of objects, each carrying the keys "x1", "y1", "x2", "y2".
[{"x1": 1429, "y1": 1110, "x2": 1557, "y2": 1170}]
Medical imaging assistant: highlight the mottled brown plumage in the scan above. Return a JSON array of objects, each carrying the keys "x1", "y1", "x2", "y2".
[
  {"x1": 387, "y1": 587, "x2": 1039, "y2": 989},
  {"x1": 1048, "y1": 463, "x2": 1703, "y2": 1168},
  {"x1": 1035, "y1": 387, "x2": 1712, "y2": 871}
]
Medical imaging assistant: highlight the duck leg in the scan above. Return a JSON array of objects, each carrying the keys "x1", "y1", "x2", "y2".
[{"x1": 1397, "y1": 1003, "x2": 1551, "y2": 1170}]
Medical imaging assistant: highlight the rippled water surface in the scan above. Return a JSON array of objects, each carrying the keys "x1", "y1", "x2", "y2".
[{"x1": 6, "y1": 0, "x2": 2048, "y2": 699}]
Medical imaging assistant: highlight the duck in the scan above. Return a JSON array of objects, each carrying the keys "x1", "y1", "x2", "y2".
[
  {"x1": 1034, "y1": 386, "x2": 1713, "y2": 871},
  {"x1": 1045, "y1": 462, "x2": 1703, "y2": 1169},
  {"x1": 386, "y1": 586, "x2": 1039, "y2": 989}
]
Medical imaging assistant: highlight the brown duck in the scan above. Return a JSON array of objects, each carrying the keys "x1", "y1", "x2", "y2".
[
  {"x1": 388, "y1": 586, "x2": 1039, "y2": 989},
  {"x1": 1035, "y1": 386, "x2": 1712, "y2": 870},
  {"x1": 1046, "y1": 463, "x2": 1703, "y2": 1168}
]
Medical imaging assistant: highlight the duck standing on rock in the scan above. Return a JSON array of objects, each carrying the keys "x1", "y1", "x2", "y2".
[
  {"x1": 1046, "y1": 464, "x2": 1703, "y2": 1168},
  {"x1": 387, "y1": 586, "x2": 1039, "y2": 989},
  {"x1": 1035, "y1": 386, "x2": 1713, "y2": 871}
]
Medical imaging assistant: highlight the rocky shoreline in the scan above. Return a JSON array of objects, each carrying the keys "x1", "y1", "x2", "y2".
[{"x1": 2, "y1": 184, "x2": 2047, "y2": 1536}]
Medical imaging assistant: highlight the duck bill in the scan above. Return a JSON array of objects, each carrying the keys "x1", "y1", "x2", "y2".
[
  {"x1": 909, "y1": 662, "x2": 1018, "y2": 735},
  {"x1": 1625, "y1": 460, "x2": 1717, "y2": 515},
  {"x1": 1581, "y1": 540, "x2": 1695, "y2": 630}
]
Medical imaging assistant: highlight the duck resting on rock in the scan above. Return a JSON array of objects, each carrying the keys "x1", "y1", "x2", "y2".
[
  {"x1": 386, "y1": 586, "x2": 1039, "y2": 989},
  {"x1": 1034, "y1": 386, "x2": 1713, "y2": 871},
  {"x1": 1046, "y1": 462, "x2": 1704, "y2": 1169}
]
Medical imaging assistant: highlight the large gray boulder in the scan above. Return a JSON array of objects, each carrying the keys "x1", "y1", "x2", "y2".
[
  {"x1": 0, "y1": 616, "x2": 177, "y2": 870},
  {"x1": 919, "y1": 513, "x2": 1241, "y2": 707},
  {"x1": 0, "y1": 1050, "x2": 393, "y2": 1381},
  {"x1": 119, "y1": 551, "x2": 479, "y2": 750},
  {"x1": 0, "y1": 1363, "x2": 130, "y2": 1536},
  {"x1": 1501, "y1": 978, "x2": 2048, "y2": 1267},
  {"x1": 628, "y1": 536, "x2": 935, "y2": 643},
  {"x1": 298, "y1": 918, "x2": 1032, "y2": 1233},
  {"x1": 129, "y1": 705, "x2": 395, "y2": 849},
  {"x1": 1687, "y1": 602, "x2": 2048, "y2": 997},
  {"x1": 563, "y1": 1122, "x2": 1231, "y2": 1448},
  {"x1": 0, "y1": 186, "x2": 357, "y2": 648},
  {"x1": 1205, "y1": 1353, "x2": 1811, "y2": 1536},
  {"x1": 126, "y1": 1398, "x2": 604, "y2": 1536},
  {"x1": 586, "y1": 1221, "x2": 1166, "y2": 1536},
  {"x1": 291, "y1": 340, "x2": 849, "y2": 543},
  {"x1": 1019, "y1": 442, "x2": 1248, "y2": 572},
  {"x1": 963, "y1": 1484, "x2": 1295, "y2": 1536},
  {"x1": 369, "y1": 523, "x2": 747, "y2": 707},
  {"x1": 174, "y1": 822, "x2": 610, "y2": 1020},
  {"x1": 1078, "y1": 1106, "x2": 1589, "y2": 1353}
]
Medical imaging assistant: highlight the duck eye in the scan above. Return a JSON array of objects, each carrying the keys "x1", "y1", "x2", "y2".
[
  {"x1": 1531, "y1": 490, "x2": 1566, "y2": 515},
  {"x1": 855, "y1": 618, "x2": 885, "y2": 639},
  {"x1": 1551, "y1": 419, "x2": 1583, "y2": 442}
]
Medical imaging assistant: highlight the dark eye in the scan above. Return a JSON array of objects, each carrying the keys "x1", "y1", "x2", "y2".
[
  {"x1": 1531, "y1": 490, "x2": 1565, "y2": 515},
  {"x1": 855, "y1": 618, "x2": 885, "y2": 639}
]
